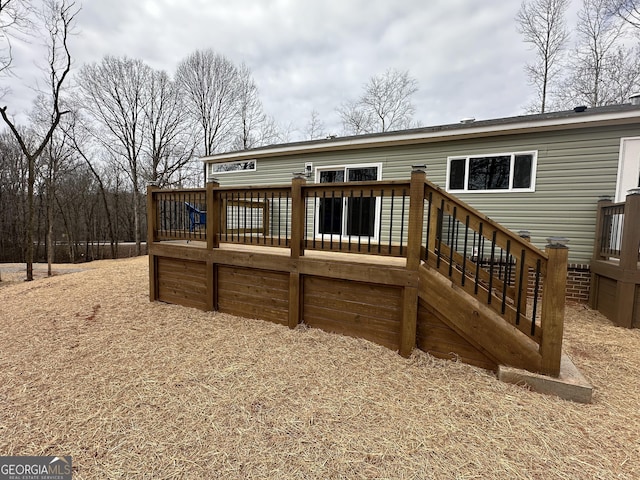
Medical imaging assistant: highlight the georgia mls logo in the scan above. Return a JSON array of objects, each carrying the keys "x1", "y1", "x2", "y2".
[{"x1": 0, "y1": 456, "x2": 72, "y2": 480}]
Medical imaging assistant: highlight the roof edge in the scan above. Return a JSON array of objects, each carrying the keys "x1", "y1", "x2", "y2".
[{"x1": 201, "y1": 105, "x2": 640, "y2": 163}]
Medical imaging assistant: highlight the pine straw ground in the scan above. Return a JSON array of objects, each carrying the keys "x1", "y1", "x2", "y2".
[{"x1": 0, "y1": 257, "x2": 639, "y2": 479}]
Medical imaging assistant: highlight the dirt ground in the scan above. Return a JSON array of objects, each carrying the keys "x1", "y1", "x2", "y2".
[
  {"x1": 0, "y1": 263, "x2": 89, "y2": 285},
  {"x1": 0, "y1": 256, "x2": 638, "y2": 479}
]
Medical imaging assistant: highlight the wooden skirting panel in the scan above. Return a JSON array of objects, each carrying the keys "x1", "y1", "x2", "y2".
[
  {"x1": 635, "y1": 286, "x2": 640, "y2": 328},
  {"x1": 151, "y1": 246, "x2": 542, "y2": 371},
  {"x1": 596, "y1": 276, "x2": 617, "y2": 323},
  {"x1": 157, "y1": 257, "x2": 208, "y2": 310},
  {"x1": 417, "y1": 298, "x2": 497, "y2": 371},
  {"x1": 217, "y1": 266, "x2": 289, "y2": 326},
  {"x1": 302, "y1": 276, "x2": 402, "y2": 350}
]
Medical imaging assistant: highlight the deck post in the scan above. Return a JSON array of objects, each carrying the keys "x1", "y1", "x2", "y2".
[
  {"x1": 400, "y1": 166, "x2": 427, "y2": 357},
  {"x1": 619, "y1": 189, "x2": 640, "y2": 270},
  {"x1": 540, "y1": 237, "x2": 569, "y2": 377},
  {"x1": 288, "y1": 173, "x2": 306, "y2": 329},
  {"x1": 288, "y1": 272, "x2": 301, "y2": 329},
  {"x1": 146, "y1": 182, "x2": 159, "y2": 302},
  {"x1": 290, "y1": 173, "x2": 306, "y2": 259},
  {"x1": 206, "y1": 177, "x2": 220, "y2": 312},
  {"x1": 406, "y1": 167, "x2": 426, "y2": 270},
  {"x1": 206, "y1": 177, "x2": 220, "y2": 250},
  {"x1": 614, "y1": 190, "x2": 640, "y2": 327}
]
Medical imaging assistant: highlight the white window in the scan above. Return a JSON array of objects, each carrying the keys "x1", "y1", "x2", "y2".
[
  {"x1": 209, "y1": 159, "x2": 256, "y2": 175},
  {"x1": 446, "y1": 151, "x2": 537, "y2": 193},
  {"x1": 314, "y1": 163, "x2": 382, "y2": 239}
]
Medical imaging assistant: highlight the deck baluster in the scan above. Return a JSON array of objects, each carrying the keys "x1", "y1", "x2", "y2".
[
  {"x1": 474, "y1": 223, "x2": 483, "y2": 294},
  {"x1": 462, "y1": 215, "x2": 470, "y2": 286},
  {"x1": 488, "y1": 230, "x2": 497, "y2": 305},
  {"x1": 531, "y1": 259, "x2": 542, "y2": 335},
  {"x1": 449, "y1": 207, "x2": 457, "y2": 277},
  {"x1": 400, "y1": 190, "x2": 406, "y2": 256},
  {"x1": 378, "y1": 191, "x2": 384, "y2": 253},
  {"x1": 502, "y1": 240, "x2": 511, "y2": 313},
  {"x1": 389, "y1": 190, "x2": 395, "y2": 252}
]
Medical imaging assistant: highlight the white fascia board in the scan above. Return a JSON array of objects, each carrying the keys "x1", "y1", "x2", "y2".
[{"x1": 201, "y1": 109, "x2": 640, "y2": 164}]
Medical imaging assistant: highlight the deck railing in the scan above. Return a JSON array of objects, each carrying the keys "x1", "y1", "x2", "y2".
[
  {"x1": 593, "y1": 192, "x2": 640, "y2": 264},
  {"x1": 217, "y1": 186, "x2": 290, "y2": 246},
  {"x1": 148, "y1": 169, "x2": 568, "y2": 375},
  {"x1": 420, "y1": 181, "x2": 550, "y2": 343},
  {"x1": 301, "y1": 180, "x2": 412, "y2": 257},
  {"x1": 595, "y1": 202, "x2": 625, "y2": 259},
  {"x1": 152, "y1": 189, "x2": 207, "y2": 242}
]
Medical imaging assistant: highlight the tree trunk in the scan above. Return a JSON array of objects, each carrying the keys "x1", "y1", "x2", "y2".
[
  {"x1": 133, "y1": 189, "x2": 141, "y2": 256},
  {"x1": 47, "y1": 183, "x2": 54, "y2": 277},
  {"x1": 26, "y1": 154, "x2": 35, "y2": 281}
]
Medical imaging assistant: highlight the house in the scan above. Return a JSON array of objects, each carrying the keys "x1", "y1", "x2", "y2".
[
  {"x1": 202, "y1": 102, "x2": 640, "y2": 305},
  {"x1": 144, "y1": 100, "x2": 637, "y2": 389}
]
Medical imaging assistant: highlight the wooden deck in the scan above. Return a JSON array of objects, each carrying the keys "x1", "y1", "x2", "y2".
[
  {"x1": 148, "y1": 170, "x2": 569, "y2": 376},
  {"x1": 589, "y1": 192, "x2": 640, "y2": 328},
  {"x1": 152, "y1": 240, "x2": 516, "y2": 370}
]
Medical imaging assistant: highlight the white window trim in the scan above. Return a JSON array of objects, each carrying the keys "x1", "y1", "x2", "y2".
[
  {"x1": 615, "y1": 136, "x2": 640, "y2": 202},
  {"x1": 313, "y1": 163, "x2": 383, "y2": 241},
  {"x1": 446, "y1": 151, "x2": 538, "y2": 193},
  {"x1": 209, "y1": 159, "x2": 257, "y2": 175}
]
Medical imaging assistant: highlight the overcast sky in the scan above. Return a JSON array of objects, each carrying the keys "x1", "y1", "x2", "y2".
[{"x1": 5, "y1": 0, "x2": 584, "y2": 141}]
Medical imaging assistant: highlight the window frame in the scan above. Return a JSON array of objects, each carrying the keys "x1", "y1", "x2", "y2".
[
  {"x1": 209, "y1": 159, "x2": 257, "y2": 175},
  {"x1": 446, "y1": 151, "x2": 538, "y2": 193},
  {"x1": 313, "y1": 163, "x2": 383, "y2": 241}
]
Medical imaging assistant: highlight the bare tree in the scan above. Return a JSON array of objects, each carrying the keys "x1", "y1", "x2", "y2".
[
  {"x1": 143, "y1": 68, "x2": 195, "y2": 186},
  {"x1": 607, "y1": 0, "x2": 640, "y2": 28},
  {"x1": 560, "y1": 0, "x2": 626, "y2": 107},
  {"x1": 0, "y1": 129, "x2": 30, "y2": 268},
  {"x1": 258, "y1": 115, "x2": 283, "y2": 146},
  {"x1": 339, "y1": 69, "x2": 418, "y2": 135},
  {"x1": 337, "y1": 99, "x2": 374, "y2": 135},
  {"x1": 516, "y1": 0, "x2": 570, "y2": 113},
  {"x1": 362, "y1": 69, "x2": 418, "y2": 132},
  {"x1": 0, "y1": 0, "x2": 31, "y2": 79},
  {"x1": 31, "y1": 95, "x2": 77, "y2": 276},
  {"x1": 305, "y1": 109, "x2": 325, "y2": 140},
  {"x1": 233, "y1": 63, "x2": 267, "y2": 150},
  {"x1": 62, "y1": 110, "x2": 119, "y2": 258},
  {"x1": 0, "y1": 0, "x2": 77, "y2": 281},
  {"x1": 600, "y1": 45, "x2": 640, "y2": 102},
  {"x1": 176, "y1": 49, "x2": 240, "y2": 159},
  {"x1": 77, "y1": 56, "x2": 151, "y2": 255}
]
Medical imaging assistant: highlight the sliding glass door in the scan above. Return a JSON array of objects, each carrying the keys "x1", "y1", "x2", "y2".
[{"x1": 316, "y1": 165, "x2": 380, "y2": 240}]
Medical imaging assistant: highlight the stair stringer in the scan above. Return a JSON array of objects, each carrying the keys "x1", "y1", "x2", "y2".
[{"x1": 418, "y1": 264, "x2": 543, "y2": 373}]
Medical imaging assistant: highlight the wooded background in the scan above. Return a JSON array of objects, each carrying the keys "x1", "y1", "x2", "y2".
[{"x1": 1, "y1": 0, "x2": 639, "y2": 267}]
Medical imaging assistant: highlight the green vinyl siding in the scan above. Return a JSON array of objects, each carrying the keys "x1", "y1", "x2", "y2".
[{"x1": 208, "y1": 123, "x2": 638, "y2": 264}]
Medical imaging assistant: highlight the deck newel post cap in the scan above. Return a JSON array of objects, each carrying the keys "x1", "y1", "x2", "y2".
[
  {"x1": 411, "y1": 164, "x2": 427, "y2": 173},
  {"x1": 626, "y1": 188, "x2": 640, "y2": 196},
  {"x1": 597, "y1": 195, "x2": 612, "y2": 202},
  {"x1": 292, "y1": 172, "x2": 306, "y2": 180},
  {"x1": 546, "y1": 237, "x2": 569, "y2": 248},
  {"x1": 517, "y1": 230, "x2": 530, "y2": 239},
  {"x1": 147, "y1": 180, "x2": 159, "y2": 188},
  {"x1": 206, "y1": 176, "x2": 219, "y2": 184}
]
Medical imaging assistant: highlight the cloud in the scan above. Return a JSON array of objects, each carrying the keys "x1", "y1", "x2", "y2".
[{"x1": 2, "y1": 0, "x2": 576, "y2": 140}]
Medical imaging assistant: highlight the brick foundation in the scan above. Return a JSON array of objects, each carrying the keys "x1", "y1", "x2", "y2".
[
  {"x1": 470, "y1": 259, "x2": 592, "y2": 304},
  {"x1": 566, "y1": 264, "x2": 591, "y2": 303},
  {"x1": 523, "y1": 263, "x2": 591, "y2": 304}
]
